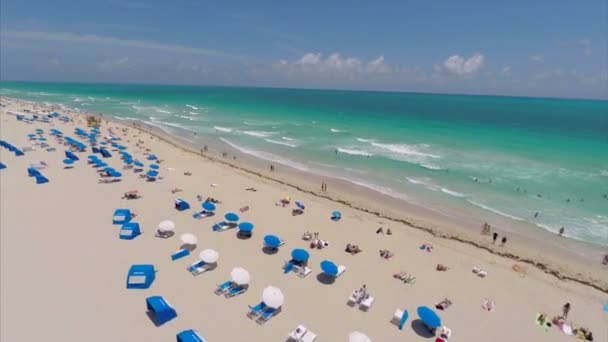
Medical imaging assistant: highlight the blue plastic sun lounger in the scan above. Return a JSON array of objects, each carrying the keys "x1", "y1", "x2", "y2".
[
  {"x1": 171, "y1": 248, "x2": 190, "y2": 261},
  {"x1": 247, "y1": 302, "x2": 267, "y2": 318},
  {"x1": 212, "y1": 221, "x2": 228, "y2": 231},
  {"x1": 214, "y1": 281, "x2": 234, "y2": 295},
  {"x1": 283, "y1": 262, "x2": 294, "y2": 274},
  {"x1": 225, "y1": 285, "x2": 246, "y2": 297},
  {"x1": 256, "y1": 307, "x2": 278, "y2": 324}
]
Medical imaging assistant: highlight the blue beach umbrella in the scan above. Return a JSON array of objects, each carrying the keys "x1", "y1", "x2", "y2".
[
  {"x1": 238, "y1": 222, "x2": 254, "y2": 232},
  {"x1": 63, "y1": 159, "x2": 74, "y2": 165},
  {"x1": 417, "y1": 306, "x2": 441, "y2": 329},
  {"x1": 320, "y1": 260, "x2": 338, "y2": 276},
  {"x1": 95, "y1": 162, "x2": 108, "y2": 168},
  {"x1": 100, "y1": 141, "x2": 108, "y2": 145},
  {"x1": 147, "y1": 154, "x2": 157, "y2": 160},
  {"x1": 124, "y1": 159, "x2": 133, "y2": 165},
  {"x1": 133, "y1": 161, "x2": 144, "y2": 167},
  {"x1": 118, "y1": 145, "x2": 127, "y2": 150},
  {"x1": 146, "y1": 170, "x2": 158, "y2": 178},
  {"x1": 39, "y1": 137, "x2": 47, "y2": 141},
  {"x1": 149, "y1": 164, "x2": 160, "y2": 170},
  {"x1": 295, "y1": 201, "x2": 305, "y2": 210},
  {"x1": 291, "y1": 249, "x2": 309, "y2": 262},
  {"x1": 202, "y1": 202, "x2": 216, "y2": 211},
  {"x1": 264, "y1": 235, "x2": 281, "y2": 248},
  {"x1": 331, "y1": 211, "x2": 342, "y2": 221},
  {"x1": 109, "y1": 170, "x2": 122, "y2": 178},
  {"x1": 104, "y1": 167, "x2": 115, "y2": 172},
  {"x1": 225, "y1": 212, "x2": 239, "y2": 222}
]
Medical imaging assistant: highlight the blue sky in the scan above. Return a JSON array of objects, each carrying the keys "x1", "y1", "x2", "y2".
[{"x1": 1, "y1": 0, "x2": 606, "y2": 99}]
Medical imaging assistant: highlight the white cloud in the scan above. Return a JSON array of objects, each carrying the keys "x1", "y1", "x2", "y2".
[
  {"x1": 529, "y1": 55, "x2": 544, "y2": 62},
  {"x1": 0, "y1": 29, "x2": 249, "y2": 61},
  {"x1": 97, "y1": 57, "x2": 129, "y2": 72},
  {"x1": 274, "y1": 52, "x2": 391, "y2": 75},
  {"x1": 435, "y1": 53, "x2": 485, "y2": 76},
  {"x1": 501, "y1": 65, "x2": 512, "y2": 76},
  {"x1": 576, "y1": 38, "x2": 592, "y2": 55}
]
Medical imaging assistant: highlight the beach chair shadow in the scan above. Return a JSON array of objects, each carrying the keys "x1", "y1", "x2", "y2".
[
  {"x1": 316, "y1": 273, "x2": 336, "y2": 285},
  {"x1": 411, "y1": 319, "x2": 435, "y2": 338},
  {"x1": 262, "y1": 246, "x2": 279, "y2": 255},
  {"x1": 236, "y1": 231, "x2": 252, "y2": 240},
  {"x1": 180, "y1": 243, "x2": 197, "y2": 252},
  {"x1": 145, "y1": 310, "x2": 165, "y2": 327}
]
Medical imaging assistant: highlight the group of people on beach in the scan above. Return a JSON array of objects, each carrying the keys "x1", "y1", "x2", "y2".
[
  {"x1": 536, "y1": 303, "x2": 594, "y2": 341},
  {"x1": 481, "y1": 222, "x2": 507, "y2": 246}
]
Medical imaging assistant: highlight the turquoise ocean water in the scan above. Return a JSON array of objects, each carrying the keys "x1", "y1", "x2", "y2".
[{"x1": 2, "y1": 82, "x2": 607, "y2": 246}]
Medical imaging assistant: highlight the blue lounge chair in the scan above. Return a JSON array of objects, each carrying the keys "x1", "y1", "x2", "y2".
[
  {"x1": 212, "y1": 221, "x2": 228, "y2": 231},
  {"x1": 247, "y1": 302, "x2": 267, "y2": 318},
  {"x1": 225, "y1": 285, "x2": 246, "y2": 297},
  {"x1": 283, "y1": 262, "x2": 294, "y2": 274},
  {"x1": 187, "y1": 260, "x2": 208, "y2": 275},
  {"x1": 214, "y1": 281, "x2": 234, "y2": 295},
  {"x1": 256, "y1": 307, "x2": 278, "y2": 324},
  {"x1": 171, "y1": 249, "x2": 190, "y2": 261}
]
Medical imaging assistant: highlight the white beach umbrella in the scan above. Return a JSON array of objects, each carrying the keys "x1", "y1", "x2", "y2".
[
  {"x1": 230, "y1": 267, "x2": 251, "y2": 285},
  {"x1": 158, "y1": 220, "x2": 175, "y2": 232},
  {"x1": 262, "y1": 286, "x2": 284, "y2": 309},
  {"x1": 199, "y1": 249, "x2": 219, "y2": 263},
  {"x1": 180, "y1": 233, "x2": 198, "y2": 245},
  {"x1": 349, "y1": 331, "x2": 372, "y2": 342}
]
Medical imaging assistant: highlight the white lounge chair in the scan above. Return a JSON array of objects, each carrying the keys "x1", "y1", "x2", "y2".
[
  {"x1": 359, "y1": 296, "x2": 374, "y2": 311},
  {"x1": 295, "y1": 266, "x2": 312, "y2": 278},
  {"x1": 391, "y1": 309, "x2": 404, "y2": 325},
  {"x1": 302, "y1": 331, "x2": 318, "y2": 342},
  {"x1": 336, "y1": 265, "x2": 346, "y2": 277},
  {"x1": 287, "y1": 325, "x2": 307, "y2": 342},
  {"x1": 188, "y1": 260, "x2": 208, "y2": 276}
]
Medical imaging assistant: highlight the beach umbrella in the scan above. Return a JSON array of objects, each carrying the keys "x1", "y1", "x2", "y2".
[
  {"x1": 118, "y1": 146, "x2": 127, "y2": 150},
  {"x1": 39, "y1": 137, "x2": 47, "y2": 141},
  {"x1": 146, "y1": 170, "x2": 158, "y2": 178},
  {"x1": 100, "y1": 141, "x2": 108, "y2": 145},
  {"x1": 95, "y1": 162, "x2": 108, "y2": 168},
  {"x1": 180, "y1": 233, "x2": 198, "y2": 246},
  {"x1": 147, "y1": 154, "x2": 157, "y2": 160},
  {"x1": 63, "y1": 159, "x2": 74, "y2": 165},
  {"x1": 262, "y1": 286, "x2": 284, "y2": 309},
  {"x1": 398, "y1": 310, "x2": 409, "y2": 330},
  {"x1": 158, "y1": 220, "x2": 175, "y2": 232},
  {"x1": 109, "y1": 170, "x2": 122, "y2": 178},
  {"x1": 349, "y1": 331, "x2": 372, "y2": 342},
  {"x1": 291, "y1": 249, "x2": 309, "y2": 262},
  {"x1": 417, "y1": 306, "x2": 441, "y2": 329},
  {"x1": 225, "y1": 212, "x2": 239, "y2": 222},
  {"x1": 202, "y1": 202, "x2": 216, "y2": 211},
  {"x1": 320, "y1": 260, "x2": 339, "y2": 276},
  {"x1": 230, "y1": 267, "x2": 251, "y2": 285},
  {"x1": 133, "y1": 161, "x2": 144, "y2": 167},
  {"x1": 199, "y1": 249, "x2": 219, "y2": 263},
  {"x1": 124, "y1": 159, "x2": 133, "y2": 165},
  {"x1": 149, "y1": 164, "x2": 160, "y2": 170},
  {"x1": 264, "y1": 235, "x2": 281, "y2": 248},
  {"x1": 104, "y1": 167, "x2": 115, "y2": 172},
  {"x1": 238, "y1": 222, "x2": 254, "y2": 232},
  {"x1": 295, "y1": 201, "x2": 305, "y2": 210}
]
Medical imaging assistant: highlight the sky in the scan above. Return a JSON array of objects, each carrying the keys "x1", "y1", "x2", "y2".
[{"x1": 1, "y1": 0, "x2": 607, "y2": 99}]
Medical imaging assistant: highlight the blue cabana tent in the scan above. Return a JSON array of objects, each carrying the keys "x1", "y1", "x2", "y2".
[
  {"x1": 225, "y1": 212, "x2": 239, "y2": 222},
  {"x1": 146, "y1": 296, "x2": 177, "y2": 326},
  {"x1": 113, "y1": 209, "x2": 132, "y2": 225},
  {"x1": 176, "y1": 329, "x2": 205, "y2": 342},
  {"x1": 417, "y1": 306, "x2": 441, "y2": 329},
  {"x1": 134, "y1": 161, "x2": 144, "y2": 168},
  {"x1": 92, "y1": 147, "x2": 100, "y2": 154},
  {"x1": 291, "y1": 249, "x2": 310, "y2": 262},
  {"x1": 295, "y1": 201, "x2": 305, "y2": 210},
  {"x1": 14, "y1": 149, "x2": 24, "y2": 156},
  {"x1": 109, "y1": 170, "x2": 122, "y2": 178},
  {"x1": 126, "y1": 264, "x2": 156, "y2": 289},
  {"x1": 320, "y1": 260, "x2": 339, "y2": 276},
  {"x1": 65, "y1": 151, "x2": 79, "y2": 161},
  {"x1": 0, "y1": 162, "x2": 6, "y2": 170},
  {"x1": 35, "y1": 175, "x2": 49, "y2": 184},
  {"x1": 100, "y1": 149, "x2": 112, "y2": 158},
  {"x1": 147, "y1": 154, "x2": 157, "y2": 160},
  {"x1": 27, "y1": 167, "x2": 41, "y2": 177},
  {"x1": 120, "y1": 222, "x2": 141, "y2": 240},
  {"x1": 175, "y1": 199, "x2": 190, "y2": 211}
]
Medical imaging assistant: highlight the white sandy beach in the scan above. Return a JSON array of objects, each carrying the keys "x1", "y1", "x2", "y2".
[{"x1": 1, "y1": 98, "x2": 607, "y2": 342}]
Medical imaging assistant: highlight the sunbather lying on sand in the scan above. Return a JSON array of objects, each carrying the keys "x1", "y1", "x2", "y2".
[
  {"x1": 436, "y1": 264, "x2": 449, "y2": 271},
  {"x1": 122, "y1": 190, "x2": 140, "y2": 200},
  {"x1": 310, "y1": 239, "x2": 329, "y2": 249},
  {"x1": 171, "y1": 188, "x2": 183, "y2": 194},
  {"x1": 379, "y1": 249, "x2": 394, "y2": 259},
  {"x1": 302, "y1": 231, "x2": 312, "y2": 240},
  {"x1": 240, "y1": 206, "x2": 249, "y2": 213},
  {"x1": 393, "y1": 271, "x2": 416, "y2": 284},
  {"x1": 435, "y1": 298, "x2": 453, "y2": 310},
  {"x1": 246, "y1": 187, "x2": 257, "y2": 192},
  {"x1": 482, "y1": 299, "x2": 495, "y2": 312},
  {"x1": 184, "y1": 171, "x2": 192, "y2": 176},
  {"x1": 420, "y1": 243, "x2": 434, "y2": 252},
  {"x1": 206, "y1": 197, "x2": 221, "y2": 204},
  {"x1": 292, "y1": 208, "x2": 304, "y2": 216},
  {"x1": 345, "y1": 244, "x2": 362, "y2": 255}
]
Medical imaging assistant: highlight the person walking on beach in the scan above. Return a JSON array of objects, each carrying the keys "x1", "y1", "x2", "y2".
[
  {"x1": 559, "y1": 227, "x2": 565, "y2": 236},
  {"x1": 501, "y1": 236, "x2": 507, "y2": 246},
  {"x1": 492, "y1": 232, "x2": 498, "y2": 244},
  {"x1": 562, "y1": 302, "x2": 571, "y2": 319}
]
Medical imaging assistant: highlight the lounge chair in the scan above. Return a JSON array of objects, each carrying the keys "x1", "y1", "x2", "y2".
[
  {"x1": 392, "y1": 309, "x2": 405, "y2": 325},
  {"x1": 287, "y1": 325, "x2": 312, "y2": 342},
  {"x1": 336, "y1": 265, "x2": 346, "y2": 277},
  {"x1": 302, "y1": 332, "x2": 318, "y2": 342},
  {"x1": 295, "y1": 266, "x2": 312, "y2": 278},
  {"x1": 188, "y1": 260, "x2": 208, "y2": 275},
  {"x1": 225, "y1": 285, "x2": 246, "y2": 297},
  {"x1": 214, "y1": 281, "x2": 234, "y2": 295},
  {"x1": 256, "y1": 307, "x2": 278, "y2": 324},
  {"x1": 171, "y1": 249, "x2": 190, "y2": 261},
  {"x1": 283, "y1": 261, "x2": 294, "y2": 274},
  {"x1": 212, "y1": 221, "x2": 229, "y2": 231},
  {"x1": 359, "y1": 296, "x2": 374, "y2": 311},
  {"x1": 155, "y1": 229, "x2": 173, "y2": 239},
  {"x1": 247, "y1": 302, "x2": 267, "y2": 319}
]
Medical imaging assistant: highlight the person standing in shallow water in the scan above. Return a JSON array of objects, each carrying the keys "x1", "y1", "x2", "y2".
[{"x1": 559, "y1": 227, "x2": 565, "y2": 236}]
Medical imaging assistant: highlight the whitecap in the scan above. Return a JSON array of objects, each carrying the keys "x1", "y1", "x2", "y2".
[
  {"x1": 337, "y1": 147, "x2": 373, "y2": 157},
  {"x1": 189, "y1": 111, "x2": 201, "y2": 115},
  {"x1": 220, "y1": 138, "x2": 309, "y2": 171},
  {"x1": 282, "y1": 136, "x2": 295, "y2": 141},
  {"x1": 185, "y1": 104, "x2": 199, "y2": 110},
  {"x1": 600, "y1": 170, "x2": 608, "y2": 177},
  {"x1": 371, "y1": 142, "x2": 440, "y2": 159},
  {"x1": 440, "y1": 188, "x2": 466, "y2": 197},
  {"x1": 467, "y1": 200, "x2": 525, "y2": 221},
  {"x1": 213, "y1": 126, "x2": 233, "y2": 133},
  {"x1": 155, "y1": 109, "x2": 172, "y2": 114},
  {"x1": 356, "y1": 138, "x2": 374, "y2": 143},
  {"x1": 242, "y1": 130, "x2": 275, "y2": 138},
  {"x1": 330, "y1": 128, "x2": 344, "y2": 133},
  {"x1": 265, "y1": 139, "x2": 297, "y2": 147},
  {"x1": 421, "y1": 163, "x2": 442, "y2": 171}
]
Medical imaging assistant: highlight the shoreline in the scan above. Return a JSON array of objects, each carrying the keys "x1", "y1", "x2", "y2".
[{"x1": 4, "y1": 96, "x2": 608, "y2": 293}]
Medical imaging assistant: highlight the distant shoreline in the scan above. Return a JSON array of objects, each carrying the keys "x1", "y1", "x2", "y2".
[{"x1": 3, "y1": 95, "x2": 607, "y2": 293}]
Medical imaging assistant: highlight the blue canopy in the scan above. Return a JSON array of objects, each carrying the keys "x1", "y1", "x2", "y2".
[
  {"x1": 264, "y1": 235, "x2": 281, "y2": 248},
  {"x1": 118, "y1": 145, "x2": 127, "y2": 150},
  {"x1": 175, "y1": 199, "x2": 190, "y2": 211},
  {"x1": 399, "y1": 309, "x2": 409, "y2": 330},
  {"x1": 331, "y1": 211, "x2": 342, "y2": 221},
  {"x1": 109, "y1": 170, "x2": 122, "y2": 178},
  {"x1": 238, "y1": 222, "x2": 254, "y2": 232},
  {"x1": 27, "y1": 167, "x2": 41, "y2": 177},
  {"x1": 120, "y1": 222, "x2": 141, "y2": 240},
  {"x1": 65, "y1": 151, "x2": 79, "y2": 161},
  {"x1": 14, "y1": 149, "x2": 24, "y2": 156},
  {"x1": 147, "y1": 154, "x2": 157, "y2": 160},
  {"x1": 295, "y1": 201, "x2": 305, "y2": 210},
  {"x1": 63, "y1": 159, "x2": 74, "y2": 165},
  {"x1": 100, "y1": 141, "x2": 108, "y2": 145},
  {"x1": 133, "y1": 161, "x2": 144, "y2": 167},
  {"x1": 92, "y1": 147, "x2": 100, "y2": 154},
  {"x1": 224, "y1": 212, "x2": 239, "y2": 222},
  {"x1": 291, "y1": 249, "x2": 310, "y2": 262},
  {"x1": 0, "y1": 162, "x2": 5, "y2": 170},
  {"x1": 149, "y1": 164, "x2": 160, "y2": 170},
  {"x1": 126, "y1": 264, "x2": 155, "y2": 289},
  {"x1": 39, "y1": 137, "x2": 47, "y2": 141},
  {"x1": 202, "y1": 202, "x2": 216, "y2": 211},
  {"x1": 94, "y1": 161, "x2": 108, "y2": 168},
  {"x1": 104, "y1": 167, "x2": 115, "y2": 172},
  {"x1": 417, "y1": 306, "x2": 441, "y2": 329},
  {"x1": 146, "y1": 170, "x2": 158, "y2": 178},
  {"x1": 176, "y1": 329, "x2": 205, "y2": 342},
  {"x1": 146, "y1": 296, "x2": 177, "y2": 326},
  {"x1": 100, "y1": 149, "x2": 112, "y2": 158},
  {"x1": 113, "y1": 208, "x2": 131, "y2": 225},
  {"x1": 124, "y1": 159, "x2": 133, "y2": 165},
  {"x1": 320, "y1": 260, "x2": 338, "y2": 276},
  {"x1": 35, "y1": 175, "x2": 49, "y2": 184}
]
